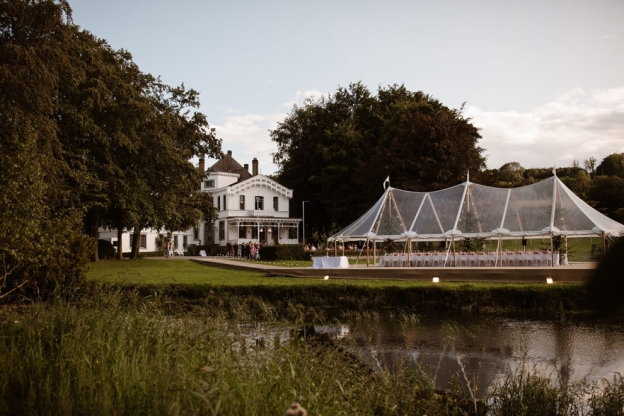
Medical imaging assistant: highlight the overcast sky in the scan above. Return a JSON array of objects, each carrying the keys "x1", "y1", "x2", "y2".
[{"x1": 71, "y1": 0, "x2": 624, "y2": 175}]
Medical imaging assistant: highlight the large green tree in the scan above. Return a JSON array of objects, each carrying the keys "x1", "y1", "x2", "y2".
[
  {"x1": 271, "y1": 83, "x2": 485, "y2": 239},
  {"x1": 1, "y1": 0, "x2": 220, "y2": 296}
]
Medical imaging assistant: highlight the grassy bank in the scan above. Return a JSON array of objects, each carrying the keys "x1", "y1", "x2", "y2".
[
  {"x1": 2, "y1": 291, "x2": 623, "y2": 415},
  {"x1": 87, "y1": 259, "x2": 590, "y2": 313},
  {"x1": 0, "y1": 294, "x2": 475, "y2": 415}
]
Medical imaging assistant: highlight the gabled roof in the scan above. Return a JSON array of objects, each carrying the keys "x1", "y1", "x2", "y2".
[
  {"x1": 207, "y1": 151, "x2": 252, "y2": 181},
  {"x1": 329, "y1": 176, "x2": 624, "y2": 241},
  {"x1": 227, "y1": 175, "x2": 293, "y2": 198}
]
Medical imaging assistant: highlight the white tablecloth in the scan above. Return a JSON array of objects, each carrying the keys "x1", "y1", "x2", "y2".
[
  {"x1": 379, "y1": 252, "x2": 560, "y2": 267},
  {"x1": 312, "y1": 256, "x2": 350, "y2": 269}
]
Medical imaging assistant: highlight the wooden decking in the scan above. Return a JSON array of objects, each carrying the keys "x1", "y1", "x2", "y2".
[{"x1": 189, "y1": 257, "x2": 595, "y2": 283}]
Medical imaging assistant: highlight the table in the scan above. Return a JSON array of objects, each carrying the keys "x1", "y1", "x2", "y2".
[
  {"x1": 379, "y1": 252, "x2": 560, "y2": 267},
  {"x1": 312, "y1": 256, "x2": 350, "y2": 269}
]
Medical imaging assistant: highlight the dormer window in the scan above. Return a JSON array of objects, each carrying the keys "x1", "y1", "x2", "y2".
[{"x1": 204, "y1": 180, "x2": 215, "y2": 188}]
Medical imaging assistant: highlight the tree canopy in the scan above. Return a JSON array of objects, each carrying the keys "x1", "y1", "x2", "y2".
[
  {"x1": 271, "y1": 82, "x2": 485, "y2": 239},
  {"x1": 1, "y1": 0, "x2": 220, "y2": 296}
]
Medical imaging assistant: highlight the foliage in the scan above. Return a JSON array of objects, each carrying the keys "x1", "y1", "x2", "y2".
[
  {"x1": 586, "y1": 237, "x2": 624, "y2": 313},
  {"x1": 587, "y1": 176, "x2": 624, "y2": 223},
  {"x1": 271, "y1": 82, "x2": 486, "y2": 237},
  {"x1": 0, "y1": 0, "x2": 220, "y2": 297},
  {"x1": 596, "y1": 153, "x2": 624, "y2": 178},
  {"x1": 259, "y1": 245, "x2": 308, "y2": 261}
]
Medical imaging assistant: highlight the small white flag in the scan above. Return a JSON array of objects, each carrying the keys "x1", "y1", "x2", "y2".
[{"x1": 383, "y1": 176, "x2": 390, "y2": 189}]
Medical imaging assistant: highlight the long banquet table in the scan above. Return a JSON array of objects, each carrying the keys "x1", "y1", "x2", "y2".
[
  {"x1": 379, "y1": 252, "x2": 559, "y2": 267},
  {"x1": 312, "y1": 256, "x2": 350, "y2": 269}
]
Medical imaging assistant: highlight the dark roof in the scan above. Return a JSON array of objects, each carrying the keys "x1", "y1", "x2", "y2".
[{"x1": 207, "y1": 151, "x2": 252, "y2": 181}]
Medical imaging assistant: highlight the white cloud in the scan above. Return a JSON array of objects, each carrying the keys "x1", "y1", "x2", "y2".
[
  {"x1": 209, "y1": 89, "x2": 330, "y2": 175},
  {"x1": 598, "y1": 34, "x2": 617, "y2": 40},
  {"x1": 464, "y1": 87, "x2": 624, "y2": 170}
]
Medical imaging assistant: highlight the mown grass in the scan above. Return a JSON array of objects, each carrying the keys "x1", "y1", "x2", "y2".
[{"x1": 86, "y1": 259, "x2": 590, "y2": 313}]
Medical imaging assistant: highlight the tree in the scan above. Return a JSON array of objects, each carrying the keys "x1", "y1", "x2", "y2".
[
  {"x1": 596, "y1": 153, "x2": 624, "y2": 178},
  {"x1": 271, "y1": 83, "x2": 485, "y2": 237},
  {"x1": 587, "y1": 176, "x2": 624, "y2": 223},
  {"x1": 498, "y1": 162, "x2": 525, "y2": 187},
  {"x1": 584, "y1": 156, "x2": 597, "y2": 178},
  {"x1": 0, "y1": 0, "x2": 94, "y2": 296}
]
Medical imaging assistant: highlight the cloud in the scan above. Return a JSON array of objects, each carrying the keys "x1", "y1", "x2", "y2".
[
  {"x1": 464, "y1": 87, "x2": 624, "y2": 170},
  {"x1": 282, "y1": 89, "x2": 328, "y2": 109},
  {"x1": 209, "y1": 90, "x2": 330, "y2": 175},
  {"x1": 598, "y1": 34, "x2": 617, "y2": 40}
]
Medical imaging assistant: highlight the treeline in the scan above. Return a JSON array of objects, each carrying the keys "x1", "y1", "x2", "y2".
[
  {"x1": 271, "y1": 83, "x2": 624, "y2": 240},
  {"x1": 0, "y1": 0, "x2": 221, "y2": 296},
  {"x1": 476, "y1": 155, "x2": 624, "y2": 223}
]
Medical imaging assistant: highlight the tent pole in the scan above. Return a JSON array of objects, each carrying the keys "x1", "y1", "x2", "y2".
[
  {"x1": 453, "y1": 236, "x2": 457, "y2": 267},
  {"x1": 342, "y1": 240, "x2": 344, "y2": 257},
  {"x1": 334, "y1": 240, "x2": 337, "y2": 257},
  {"x1": 550, "y1": 233, "x2": 554, "y2": 267},
  {"x1": 499, "y1": 236, "x2": 503, "y2": 267},
  {"x1": 373, "y1": 240, "x2": 376, "y2": 266},
  {"x1": 366, "y1": 238, "x2": 370, "y2": 267},
  {"x1": 407, "y1": 238, "x2": 411, "y2": 268}
]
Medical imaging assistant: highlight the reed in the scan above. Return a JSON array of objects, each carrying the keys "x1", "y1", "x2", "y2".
[{"x1": 0, "y1": 292, "x2": 477, "y2": 415}]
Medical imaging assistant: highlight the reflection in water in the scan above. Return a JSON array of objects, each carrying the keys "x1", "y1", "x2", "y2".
[{"x1": 336, "y1": 312, "x2": 624, "y2": 399}]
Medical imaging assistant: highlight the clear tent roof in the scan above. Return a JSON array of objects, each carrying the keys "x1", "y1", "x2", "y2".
[{"x1": 329, "y1": 176, "x2": 624, "y2": 242}]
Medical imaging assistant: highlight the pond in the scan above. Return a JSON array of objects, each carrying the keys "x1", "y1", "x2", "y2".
[
  {"x1": 342, "y1": 312, "x2": 624, "y2": 399},
  {"x1": 242, "y1": 312, "x2": 624, "y2": 399}
]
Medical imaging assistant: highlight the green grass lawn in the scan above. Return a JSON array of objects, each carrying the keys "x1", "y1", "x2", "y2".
[{"x1": 87, "y1": 258, "x2": 581, "y2": 291}]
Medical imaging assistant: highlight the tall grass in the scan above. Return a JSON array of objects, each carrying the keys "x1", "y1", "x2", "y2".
[{"x1": 0, "y1": 291, "x2": 477, "y2": 415}]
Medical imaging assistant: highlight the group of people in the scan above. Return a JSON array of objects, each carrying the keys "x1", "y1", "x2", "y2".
[
  {"x1": 164, "y1": 240, "x2": 175, "y2": 258},
  {"x1": 225, "y1": 241, "x2": 262, "y2": 259}
]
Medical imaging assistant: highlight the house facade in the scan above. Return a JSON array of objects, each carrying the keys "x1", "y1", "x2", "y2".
[{"x1": 99, "y1": 151, "x2": 301, "y2": 255}]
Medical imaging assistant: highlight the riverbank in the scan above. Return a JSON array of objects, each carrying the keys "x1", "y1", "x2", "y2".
[
  {"x1": 86, "y1": 259, "x2": 591, "y2": 313},
  {"x1": 2, "y1": 286, "x2": 623, "y2": 415}
]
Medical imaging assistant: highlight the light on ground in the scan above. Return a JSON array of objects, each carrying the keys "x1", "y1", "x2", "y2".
[
  {"x1": 324, "y1": 275, "x2": 330, "y2": 280},
  {"x1": 546, "y1": 277, "x2": 553, "y2": 284},
  {"x1": 432, "y1": 277, "x2": 440, "y2": 283}
]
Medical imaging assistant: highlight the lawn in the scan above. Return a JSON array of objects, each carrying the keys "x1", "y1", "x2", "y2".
[{"x1": 87, "y1": 258, "x2": 581, "y2": 290}]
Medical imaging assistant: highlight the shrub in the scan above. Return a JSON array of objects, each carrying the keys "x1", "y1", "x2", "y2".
[{"x1": 260, "y1": 245, "x2": 308, "y2": 260}]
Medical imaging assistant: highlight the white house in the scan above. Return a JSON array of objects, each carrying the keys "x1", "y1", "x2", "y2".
[{"x1": 99, "y1": 151, "x2": 301, "y2": 255}]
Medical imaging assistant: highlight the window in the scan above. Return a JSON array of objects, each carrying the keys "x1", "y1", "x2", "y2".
[
  {"x1": 204, "y1": 180, "x2": 215, "y2": 188},
  {"x1": 255, "y1": 196, "x2": 264, "y2": 210},
  {"x1": 273, "y1": 196, "x2": 279, "y2": 211},
  {"x1": 240, "y1": 195, "x2": 245, "y2": 210},
  {"x1": 173, "y1": 235, "x2": 178, "y2": 249},
  {"x1": 219, "y1": 221, "x2": 225, "y2": 240},
  {"x1": 223, "y1": 195, "x2": 226, "y2": 210},
  {"x1": 217, "y1": 196, "x2": 221, "y2": 211},
  {"x1": 130, "y1": 234, "x2": 147, "y2": 249},
  {"x1": 239, "y1": 226, "x2": 246, "y2": 238},
  {"x1": 183, "y1": 235, "x2": 187, "y2": 248},
  {"x1": 194, "y1": 227, "x2": 199, "y2": 240}
]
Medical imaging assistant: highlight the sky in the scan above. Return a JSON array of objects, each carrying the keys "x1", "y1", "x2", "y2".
[{"x1": 70, "y1": 0, "x2": 624, "y2": 175}]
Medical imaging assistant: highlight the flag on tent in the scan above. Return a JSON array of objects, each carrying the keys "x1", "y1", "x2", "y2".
[{"x1": 383, "y1": 176, "x2": 390, "y2": 189}]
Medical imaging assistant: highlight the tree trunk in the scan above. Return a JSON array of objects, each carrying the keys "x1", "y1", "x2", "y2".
[
  {"x1": 117, "y1": 225, "x2": 123, "y2": 260},
  {"x1": 130, "y1": 229, "x2": 141, "y2": 259},
  {"x1": 87, "y1": 207, "x2": 101, "y2": 262}
]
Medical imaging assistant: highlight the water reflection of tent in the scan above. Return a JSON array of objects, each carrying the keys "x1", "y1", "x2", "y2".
[{"x1": 329, "y1": 175, "x2": 624, "y2": 244}]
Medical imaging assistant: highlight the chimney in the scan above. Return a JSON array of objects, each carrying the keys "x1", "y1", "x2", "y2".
[
  {"x1": 252, "y1": 158, "x2": 258, "y2": 176},
  {"x1": 198, "y1": 157, "x2": 205, "y2": 172},
  {"x1": 244, "y1": 163, "x2": 249, "y2": 172},
  {"x1": 227, "y1": 150, "x2": 232, "y2": 156}
]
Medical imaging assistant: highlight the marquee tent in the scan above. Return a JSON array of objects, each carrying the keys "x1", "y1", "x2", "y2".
[{"x1": 329, "y1": 175, "x2": 624, "y2": 243}]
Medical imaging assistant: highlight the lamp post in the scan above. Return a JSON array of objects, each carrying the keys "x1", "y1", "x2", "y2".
[{"x1": 302, "y1": 201, "x2": 309, "y2": 245}]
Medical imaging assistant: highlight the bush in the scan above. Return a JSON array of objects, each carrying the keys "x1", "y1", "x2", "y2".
[
  {"x1": 97, "y1": 239, "x2": 116, "y2": 260},
  {"x1": 260, "y1": 245, "x2": 308, "y2": 260}
]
